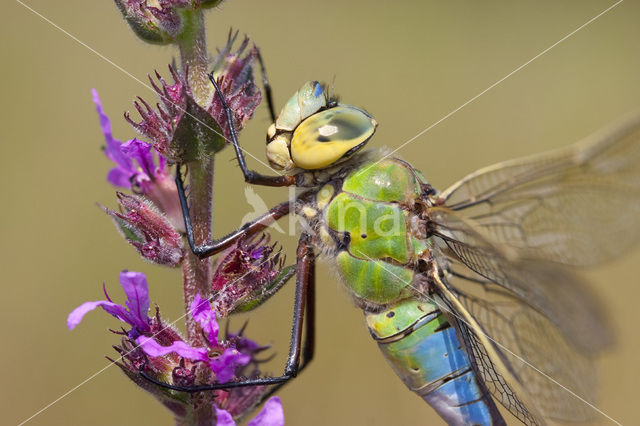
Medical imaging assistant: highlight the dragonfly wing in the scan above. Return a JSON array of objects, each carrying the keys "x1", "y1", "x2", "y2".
[
  {"x1": 429, "y1": 207, "x2": 612, "y2": 353},
  {"x1": 437, "y1": 111, "x2": 640, "y2": 265},
  {"x1": 432, "y1": 275, "x2": 545, "y2": 426},
  {"x1": 434, "y1": 269, "x2": 602, "y2": 423}
]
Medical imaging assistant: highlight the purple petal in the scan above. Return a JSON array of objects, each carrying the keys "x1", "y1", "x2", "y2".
[
  {"x1": 236, "y1": 335, "x2": 263, "y2": 354},
  {"x1": 67, "y1": 300, "x2": 124, "y2": 330},
  {"x1": 247, "y1": 397, "x2": 284, "y2": 426},
  {"x1": 119, "y1": 271, "x2": 151, "y2": 332},
  {"x1": 91, "y1": 89, "x2": 114, "y2": 147},
  {"x1": 208, "y1": 348, "x2": 250, "y2": 383},
  {"x1": 107, "y1": 167, "x2": 133, "y2": 189},
  {"x1": 101, "y1": 303, "x2": 138, "y2": 327},
  {"x1": 121, "y1": 139, "x2": 155, "y2": 180},
  {"x1": 136, "y1": 336, "x2": 208, "y2": 361},
  {"x1": 190, "y1": 292, "x2": 211, "y2": 318},
  {"x1": 215, "y1": 407, "x2": 236, "y2": 426},
  {"x1": 92, "y1": 89, "x2": 132, "y2": 172},
  {"x1": 157, "y1": 153, "x2": 167, "y2": 173},
  {"x1": 190, "y1": 293, "x2": 219, "y2": 344}
]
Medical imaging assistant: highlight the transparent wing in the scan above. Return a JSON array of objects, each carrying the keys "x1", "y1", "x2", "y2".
[
  {"x1": 429, "y1": 207, "x2": 612, "y2": 353},
  {"x1": 437, "y1": 111, "x2": 640, "y2": 265},
  {"x1": 436, "y1": 268, "x2": 601, "y2": 423},
  {"x1": 432, "y1": 276, "x2": 544, "y2": 426}
]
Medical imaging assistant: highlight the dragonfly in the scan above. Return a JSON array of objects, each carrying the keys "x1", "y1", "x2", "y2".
[{"x1": 142, "y1": 75, "x2": 640, "y2": 425}]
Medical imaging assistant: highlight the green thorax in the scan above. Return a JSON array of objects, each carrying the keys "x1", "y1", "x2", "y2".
[{"x1": 315, "y1": 158, "x2": 432, "y2": 308}]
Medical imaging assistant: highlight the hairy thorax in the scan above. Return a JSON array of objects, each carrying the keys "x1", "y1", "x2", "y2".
[{"x1": 295, "y1": 156, "x2": 439, "y2": 311}]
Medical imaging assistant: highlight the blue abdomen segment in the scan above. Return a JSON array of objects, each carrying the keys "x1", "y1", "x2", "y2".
[{"x1": 366, "y1": 299, "x2": 504, "y2": 426}]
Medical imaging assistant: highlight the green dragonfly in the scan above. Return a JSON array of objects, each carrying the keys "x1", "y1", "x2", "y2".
[{"x1": 145, "y1": 77, "x2": 640, "y2": 425}]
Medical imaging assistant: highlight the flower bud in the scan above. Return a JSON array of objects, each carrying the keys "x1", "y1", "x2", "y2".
[
  {"x1": 210, "y1": 234, "x2": 294, "y2": 316},
  {"x1": 114, "y1": 1, "x2": 223, "y2": 44},
  {"x1": 208, "y1": 32, "x2": 262, "y2": 141},
  {"x1": 125, "y1": 33, "x2": 262, "y2": 163},
  {"x1": 125, "y1": 66, "x2": 225, "y2": 162},
  {"x1": 102, "y1": 193, "x2": 184, "y2": 266}
]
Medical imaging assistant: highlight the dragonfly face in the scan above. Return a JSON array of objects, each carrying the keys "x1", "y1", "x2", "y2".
[
  {"x1": 158, "y1": 75, "x2": 640, "y2": 426},
  {"x1": 265, "y1": 80, "x2": 377, "y2": 171}
]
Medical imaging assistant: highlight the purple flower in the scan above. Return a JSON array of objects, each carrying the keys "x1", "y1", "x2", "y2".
[
  {"x1": 209, "y1": 348, "x2": 251, "y2": 383},
  {"x1": 93, "y1": 89, "x2": 166, "y2": 189},
  {"x1": 67, "y1": 270, "x2": 151, "y2": 338},
  {"x1": 191, "y1": 292, "x2": 219, "y2": 343},
  {"x1": 135, "y1": 293, "x2": 250, "y2": 383},
  {"x1": 92, "y1": 89, "x2": 183, "y2": 230},
  {"x1": 215, "y1": 396, "x2": 284, "y2": 426},
  {"x1": 247, "y1": 397, "x2": 285, "y2": 426},
  {"x1": 215, "y1": 407, "x2": 236, "y2": 426},
  {"x1": 136, "y1": 335, "x2": 208, "y2": 360}
]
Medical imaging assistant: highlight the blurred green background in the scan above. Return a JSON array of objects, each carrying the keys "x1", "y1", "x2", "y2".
[{"x1": 2, "y1": 0, "x2": 639, "y2": 424}]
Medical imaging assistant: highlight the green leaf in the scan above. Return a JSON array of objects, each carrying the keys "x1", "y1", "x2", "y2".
[
  {"x1": 111, "y1": 216, "x2": 144, "y2": 243},
  {"x1": 233, "y1": 265, "x2": 296, "y2": 313},
  {"x1": 172, "y1": 95, "x2": 226, "y2": 162}
]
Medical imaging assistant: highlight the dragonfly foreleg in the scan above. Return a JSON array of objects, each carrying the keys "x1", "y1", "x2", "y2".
[
  {"x1": 254, "y1": 47, "x2": 276, "y2": 123},
  {"x1": 175, "y1": 164, "x2": 292, "y2": 259},
  {"x1": 208, "y1": 74, "x2": 300, "y2": 187}
]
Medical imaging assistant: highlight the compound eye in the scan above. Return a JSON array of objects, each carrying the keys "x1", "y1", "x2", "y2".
[
  {"x1": 275, "y1": 81, "x2": 326, "y2": 132},
  {"x1": 290, "y1": 106, "x2": 377, "y2": 170}
]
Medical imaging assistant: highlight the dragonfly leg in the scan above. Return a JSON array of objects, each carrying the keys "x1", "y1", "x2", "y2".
[
  {"x1": 282, "y1": 232, "x2": 315, "y2": 376},
  {"x1": 209, "y1": 73, "x2": 299, "y2": 187},
  {"x1": 257, "y1": 235, "x2": 315, "y2": 401},
  {"x1": 138, "y1": 233, "x2": 316, "y2": 393},
  {"x1": 175, "y1": 164, "x2": 293, "y2": 259},
  {"x1": 254, "y1": 47, "x2": 276, "y2": 123}
]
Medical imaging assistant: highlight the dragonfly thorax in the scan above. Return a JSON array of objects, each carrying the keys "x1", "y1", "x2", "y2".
[{"x1": 300, "y1": 157, "x2": 436, "y2": 310}]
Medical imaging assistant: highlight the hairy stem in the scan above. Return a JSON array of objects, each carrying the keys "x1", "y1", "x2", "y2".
[
  {"x1": 178, "y1": 9, "x2": 213, "y2": 107},
  {"x1": 176, "y1": 8, "x2": 215, "y2": 426},
  {"x1": 181, "y1": 159, "x2": 214, "y2": 345}
]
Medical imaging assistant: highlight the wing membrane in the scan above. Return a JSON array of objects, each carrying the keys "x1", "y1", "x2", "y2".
[
  {"x1": 429, "y1": 207, "x2": 612, "y2": 352},
  {"x1": 437, "y1": 270, "x2": 601, "y2": 423},
  {"x1": 432, "y1": 277, "x2": 544, "y2": 426},
  {"x1": 438, "y1": 111, "x2": 640, "y2": 265}
]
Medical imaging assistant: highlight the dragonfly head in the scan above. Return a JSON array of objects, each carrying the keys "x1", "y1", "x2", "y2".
[{"x1": 266, "y1": 81, "x2": 377, "y2": 171}]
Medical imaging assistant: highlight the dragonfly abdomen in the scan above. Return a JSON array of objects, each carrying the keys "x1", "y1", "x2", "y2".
[
  {"x1": 317, "y1": 158, "x2": 504, "y2": 423},
  {"x1": 366, "y1": 299, "x2": 505, "y2": 426}
]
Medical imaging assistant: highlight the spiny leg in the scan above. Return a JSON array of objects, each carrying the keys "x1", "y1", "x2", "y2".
[
  {"x1": 138, "y1": 233, "x2": 316, "y2": 392},
  {"x1": 208, "y1": 73, "x2": 300, "y2": 187},
  {"x1": 282, "y1": 233, "x2": 314, "y2": 376},
  {"x1": 259, "y1": 236, "x2": 315, "y2": 401},
  {"x1": 255, "y1": 48, "x2": 276, "y2": 123},
  {"x1": 175, "y1": 164, "x2": 295, "y2": 258}
]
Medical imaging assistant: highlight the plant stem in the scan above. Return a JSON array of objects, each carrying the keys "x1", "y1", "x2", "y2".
[
  {"x1": 181, "y1": 159, "x2": 214, "y2": 346},
  {"x1": 176, "y1": 7, "x2": 213, "y2": 346},
  {"x1": 178, "y1": 9, "x2": 213, "y2": 107},
  {"x1": 176, "y1": 8, "x2": 215, "y2": 426}
]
